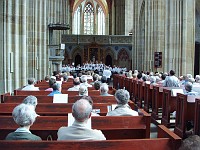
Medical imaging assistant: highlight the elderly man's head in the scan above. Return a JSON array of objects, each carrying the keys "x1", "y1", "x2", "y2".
[
  {"x1": 185, "y1": 82, "x2": 193, "y2": 92},
  {"x1": 52, "y1": 83, "x2": 61, "y2": 91},
  {"x1": 100, "y1": 83, "x2": 109, "y2": 94},
  {"x1": 28, "y1": 78, "x2": 36, "y2": 85},
  {"x1": 12, "y1": 103, "x2": 38, "y2": 127},
  {"x1": 73, "y1": 77, "x2": 80, "y2": 85},
  {"x1": 72, "y1": 99, "x2": 92, "y2": 122},
  {"x1": 80, "y1": 75, "x2": 87, "y2": 83},
  {"x1": 22, "y1": 95, "x2": 38, "y2": 108},
  {"x1": 79, "y1": 85, "x2": 88, "y2": 96},
  {"x1": 94, "y1": 81, "x2": 101, "y2": 90},
  {"x1": 115, "y1": 89, "x2": 130, "y2": 105}
]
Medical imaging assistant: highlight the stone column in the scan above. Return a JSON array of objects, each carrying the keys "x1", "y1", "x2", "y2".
[
  {"x1": 181, "y1": 0, "x2": 195, "y2": 75},
  {"x1": 0, "y1": 0, "x2": 4, "y2": 94}
]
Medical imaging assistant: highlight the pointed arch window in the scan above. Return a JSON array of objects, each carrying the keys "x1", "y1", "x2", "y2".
[
  {"x1": 84, "y1": 3, "x2": 94, "y2": 35},
  {"x1": 97, "y1": 6, "x2": 105, "y2": 35},
  {"x1": 73, "y1": 6, "x2": 81, "y2": 34}
]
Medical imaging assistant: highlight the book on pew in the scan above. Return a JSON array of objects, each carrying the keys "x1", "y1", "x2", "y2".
[
  {"x1": 107, "y1": 104, "x2": 117, "y2": 112},
  {"x1": 68, "y1": 113, "x2": 91, "y2": 129},
  {"x1": 53, "y1": 94, "x2": 68, "y2": 103},
  {"x1": 171, "y1": 89, "x2": 183, "y2": 96}
]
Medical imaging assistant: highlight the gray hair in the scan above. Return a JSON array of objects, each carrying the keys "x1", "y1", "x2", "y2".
[
  {"x1": 185, "y1": 82, "x2": 193, "y2": 92},
  {"x1": 22, "y1": 95, "x2": 38, "y2": 108},
  {"x1": 28, "y1": 78, "x2": 36, "y2": 85},
  {"x1": 72, "y1": 99, "x2": 92, "y2": 122},
  {"x1": 79, "y1": 85, "x2": 88, "y2": 96},
  {"x1": 12, "y1": 103, "x2": 37, "y2": 127},
  {"x1": 80, "y1": 75, "x2": 87, "y2": 83},
  {"x1": 100, "y1": 83, "x2": 109, "y2": 94},
  {"x1": 115, "y1": 89, "x2": 130, "y2": 105}
]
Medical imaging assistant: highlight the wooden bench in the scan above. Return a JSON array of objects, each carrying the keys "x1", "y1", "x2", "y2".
[
  {"x1": 143, "y1": 83, "x2": 152, "y2": 113},
  {"x1": 161, "y1": 88, "x2": 177, "y2": 127},
  {"x1": 14, "y1": 90, "x2": 101, "y2": 95},
  {"x1": 0, "y1": 103, "x2": 110, "y2": 116},
  {"x1": 174, "y1": 93, "x2": 200, "y2": 138},
  {"x1": 137, "y1": 81, "x2": 144, "y2": 108},
  {"x1": 1, "y1": 95, "x2": 117, "y2": 103},
  {"x1": 0, "y1": 125, "x2": 181, "y2": 150},
  {"x1": 0, "y1": 111, "x2": 151, "y2": 140},
  {"x1": 194, "y1": 98, "x2": 200, "y2": 136},
  {"x1": 151, "y1": 85, "x2": 163, "y2": 124}
]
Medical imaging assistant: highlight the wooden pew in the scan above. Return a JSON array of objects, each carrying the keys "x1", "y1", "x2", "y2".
[
  {"x1": 0, "y1": 103, "x2": 110, "y2": 116},
  {"x1": 143, "y1": 83, "x2": 152, "y2": 113},
  {"x1": 194, "y1": 99, "x2": 200, "y2": 136},
  {"x1": 0, "y1": 111, "x2": 151, "y2": 140},
  {"x1": 0, "y1": 125, "x2": 181, "y2": 150},
  {"x1": 1, "y1": 95, "x2": 117, "y2": 104},
  {"x1": 161, "y1": 88, "x2": 177, "y2": 127},
  {"x1": 137, "y1": 81, "x2": 144, "y2": 108},
  {"x1": 151, "y1": 85, "x2": 163, "y2": 124},
  {"x1": 174, "y1": 93, "x2": 199, "y2": 138},
  {"x1": 14, "y1": 90, "x2": 105, "y2": 96},
  {"x1": 132, "y1": 80, "x2": 138, "y2": 104}
]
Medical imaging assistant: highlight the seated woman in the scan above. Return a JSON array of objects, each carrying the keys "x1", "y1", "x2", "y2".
[
  {"x1": 5, "y1": 103, "x2": 41, "y2": 140},
  {"x1": 106, "y1": 89, "x2": 138, "y2": 116}
]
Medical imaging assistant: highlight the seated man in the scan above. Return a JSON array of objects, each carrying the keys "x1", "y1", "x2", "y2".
[
  {"x1": 48, "y1": 83, "x2": 62, "y2": 96},
  {"x1": 67, "y1": 77, "x2": 80, "y2": 91},
  {"x1": 21, "y1": 78, "x2": 39, "y2": 91},
  {"x1": 79, "y1": 85, "x2": 88, "y2": 96},
  {"x1": 106, "y1": 89, "x2": 138, "y2": 116},
  {"x1": 80, "y1": 75, "x2": 92, "y2": 87},
  {"x1": 5, "y1": 103, "x2": 41, "y2": 140},
  {"x1": 100, "y1": 83, "x2": 113, "y2": 96},
  {"x1": 184, "y1": 82, "x2": 199, "y2": 95},
  {"x1": 22, "y1": 95, "x2": 38, "y2": 109},
  {"x1": 57, "y1": 99, "x2": 106, "y2": 140}
]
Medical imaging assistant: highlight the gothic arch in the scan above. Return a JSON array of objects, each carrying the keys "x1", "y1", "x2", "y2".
[
  {"x1": 117, "y1": 48, "x2": 130, "y2": 69},
  {"x1": 103, "y1": 47, "x2": 115, "y2": 67},
  {"x1": 71, "y1": 47, "x2": 84, "y2": 66}
]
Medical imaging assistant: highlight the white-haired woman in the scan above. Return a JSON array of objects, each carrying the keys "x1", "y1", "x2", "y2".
[{"x1": 5, "y1": 103, "x2": 41, "y2": 140}]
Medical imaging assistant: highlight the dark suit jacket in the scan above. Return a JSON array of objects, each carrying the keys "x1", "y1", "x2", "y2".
[{"x1": 5, "y1": 132, "x2": 42, "y2": 140}]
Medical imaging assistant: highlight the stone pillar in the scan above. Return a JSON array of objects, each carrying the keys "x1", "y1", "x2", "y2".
[
  {"x1": 114, "y1": 0, "x2": 125, "y2": 35},
  {"x1": 14, "y1": 0, "x2": 20, "y2": 88},
  {"x1": 181, "y1": 0, "x2": 195, "y2": 75},
  {"x1": 0, "y1": 0, "x2": 4, "y2": 94}
]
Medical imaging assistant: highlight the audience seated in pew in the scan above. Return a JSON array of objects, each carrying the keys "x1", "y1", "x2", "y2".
[
  {"x1": 79, "y1": 85, "x2": 88, "y2": 96},
  {"x1": 21, "y1": 78, "x2": 39, "y2": 91},
  {"x1": 100, "y1": 83, "x2": 113, "y2": 96},
  {"x1": 45, "y1": 78, "x2": 56, "y2": 91},
  {"x1": 184, "y1": 82, "x2": 199, "y2": 96},
  {"x1": 5, "y1": 103, "x2": 41, "y2": 141},
  {"x1": 57, "y1": 99, "x2": 106, "y2": 140},
  {"x1": 67, "y1": 77, "x2": 80, "y2": 91},
  {"x1": 106, "y1": 89, "x2": 138, "y2": 116},
  {"x1": 80, "y1": 75, "x2": 92, "y2": 88},
  {"x1": 163, "y1": 70, "x2": 180, "y2": 87},
  {"x1": 48, "y1": 83, "x2": 62, "y2": 96},
  {"x1": 179, "y1": 135, "x2": 200, "y2": 150},
  {"x1": 93, "y1": 81, "x2": 101, "y2": 90},
  {"x1": 22, "y1": 95, "x2": 38, "y2": 109}
]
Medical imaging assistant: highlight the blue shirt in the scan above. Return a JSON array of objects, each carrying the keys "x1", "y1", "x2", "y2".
[{"x1": 48, "y1": 90, "x2": 62, "y2": 96}]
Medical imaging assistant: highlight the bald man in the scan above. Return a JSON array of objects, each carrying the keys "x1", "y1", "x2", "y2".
[{"x1": 57, "y1": 99, "x2": 106, "y2": 140}]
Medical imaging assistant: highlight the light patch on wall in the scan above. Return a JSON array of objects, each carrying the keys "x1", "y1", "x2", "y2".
[{"x1": 10, "y1": 52, "x2": 13, "y2": 73}]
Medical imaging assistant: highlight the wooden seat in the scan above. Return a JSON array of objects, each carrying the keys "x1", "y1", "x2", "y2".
[
  {"x1": 0, "y1": 112, "x2": 151, "y2": 140},
  {"x1": 0, "y1": 125, "x2": 181, "y2": 150},
  {"x1": 0, "y1": 103, "x2": 110, "y2": 116}
]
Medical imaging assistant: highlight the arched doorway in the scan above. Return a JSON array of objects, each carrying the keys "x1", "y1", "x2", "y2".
[
  {"x1": 75, "y1": 54, "x2": 82, "y2": 67},
  {"x1": 105, "y1": 55, "x2": 112, "y2": 67}
]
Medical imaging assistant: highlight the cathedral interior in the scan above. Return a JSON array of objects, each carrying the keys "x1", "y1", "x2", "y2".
[{"x1": 0, "y1": 0, "x2": 199, "y2": 94}]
